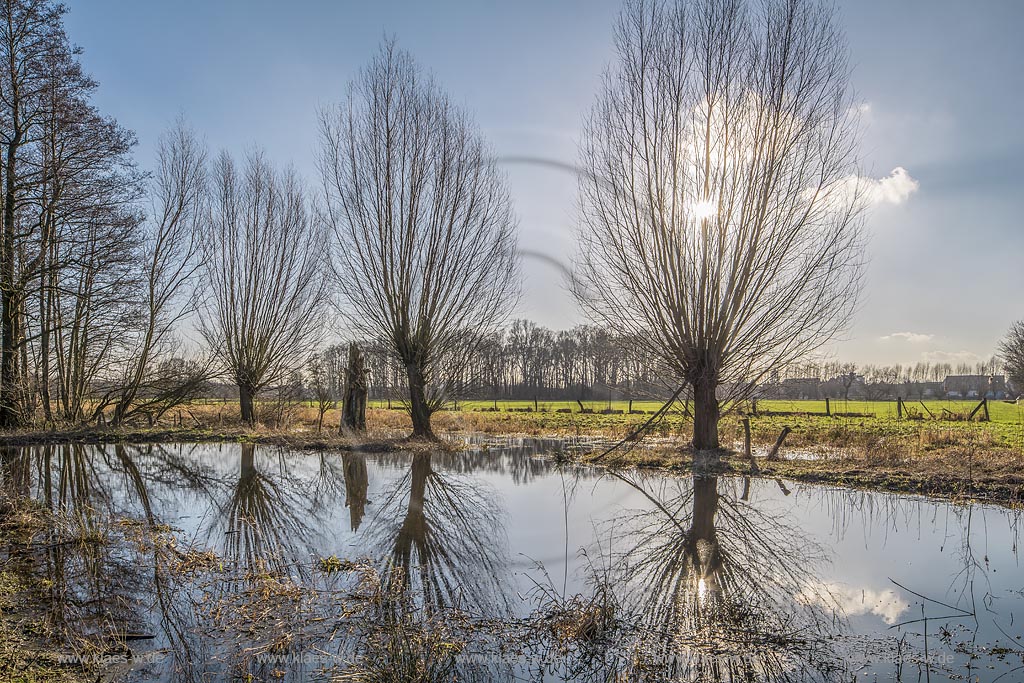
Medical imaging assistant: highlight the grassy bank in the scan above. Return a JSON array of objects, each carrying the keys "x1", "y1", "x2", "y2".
[{"x1": 0, "y1": 398, "x2": 1021, "y2": 505}]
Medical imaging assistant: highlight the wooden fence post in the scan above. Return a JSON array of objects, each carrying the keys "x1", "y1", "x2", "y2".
[
  {"x1": 968, "y1": 398, "x2": 989, "y2": 422},
  {"x1": 766, "y1": 426, "x2": 792, "y2": 461},
  {"x1": 742, "y1": 417, "x2": 759, "y2": 474}
]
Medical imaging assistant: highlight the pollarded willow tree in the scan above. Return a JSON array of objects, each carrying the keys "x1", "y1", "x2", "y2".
[
  {"x1": 319, "y1": 42, "x2": 519, "y2": 439},
  {"x1": 199, "y1": 151, "x2": 328, "y2": 424},
  {"x1": 575, "y1": 0, "x2": 868, "y2": 450}
]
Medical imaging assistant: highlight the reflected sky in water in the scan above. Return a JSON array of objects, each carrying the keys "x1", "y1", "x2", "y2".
[{"x1": 0, "y1": 439, "x2": 1020, "y2": 682}]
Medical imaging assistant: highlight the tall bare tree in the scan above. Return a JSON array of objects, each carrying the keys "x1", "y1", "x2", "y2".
[
  {"x1": 319, "y1": 42, "x2": 519, "y2": 439},
  {"x1": 1000, "y1": 322, "x2": 1024, "y2": 397},
  {"x1": 199, "y1": 151, "x2": 327, "y2": 424},
  {"x1": 112, "y1": 121, "x2": 207, "y2": 425},
  {"x1": 1, "y1": 0, "x2": 139, "y2": 426},
  {"x1": 575, "y1": 0, "x2": 866, "y2": 450},
  {"x1": 4, "y1": 0, "x2": 141, "y2": 426}
]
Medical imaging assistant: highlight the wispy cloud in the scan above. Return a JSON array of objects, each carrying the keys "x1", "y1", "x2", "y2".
[
  {"x1": 848, "y1": 101, "x2": 872, "y2": 116},
  {"x1": 921, "y1": 350, "x2": 983, "y2": 364},
  {"x1": 880, "y1": 331, "x2": 933, "y2": 343}
]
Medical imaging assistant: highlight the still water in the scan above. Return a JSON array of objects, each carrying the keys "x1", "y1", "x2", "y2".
[{"x1": 1, "y1": 439, "x2": 1021, "y2": 682}]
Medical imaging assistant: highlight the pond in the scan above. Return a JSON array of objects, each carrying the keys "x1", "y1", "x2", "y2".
[{"x1": 0, "y1": 439, "x2": 1021, "y2": 682}]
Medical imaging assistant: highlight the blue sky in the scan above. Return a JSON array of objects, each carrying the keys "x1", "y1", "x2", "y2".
[{"x1": 64, "y1": 0, "x2": 1024, "y2": 366}]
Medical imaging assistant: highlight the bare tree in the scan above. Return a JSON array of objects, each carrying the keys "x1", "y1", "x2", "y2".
[
  {"x1": 319, "y1": 42, "x2": 519, "y2": 439},
  {"x1": 2, "y1": 0, "x2": 143, "y2": 426},
  {"x1": 199, "y1": 151, "x2": 327, "y2": 424},
  {"x1": 575, "y1": 0, "x2": 866, "y2": 450},
  {"x1": 112, "y1": 121, "x2": 207, "y2": 425},
  {"x1": 1000, "y1": 322, "x2": 1024, "y2": 397},
  {"x1": 838, "y1": 363, "x2": 858, "y2": 401},
  {"x1": 307, "y1": 349, "x2": 340, "y2": 433}
]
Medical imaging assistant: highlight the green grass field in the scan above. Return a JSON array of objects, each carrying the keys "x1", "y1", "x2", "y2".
[
  {"x1": 355, "y1": 397, "x2": 1024, "y2": 453},
  {"x1": 364, "y1": 397, "x2": 1024, "y2": 423}
]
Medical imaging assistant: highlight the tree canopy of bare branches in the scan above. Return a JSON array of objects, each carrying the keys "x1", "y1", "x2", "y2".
[
  {"x1": 575, "y1": 0, "x2": 867, "y2": 449},
  {"x1": 319, "y1": 42, "x2": 519, "y2": 439},
  {"x1": 999, "y1": 321, "x2": 1024, "y2": 397},
  {"x1": 199, "y1": 151, "x2": 327, "y2": 424}
]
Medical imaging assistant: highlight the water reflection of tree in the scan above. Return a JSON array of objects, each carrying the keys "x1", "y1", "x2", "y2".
[
  {"x1": 592, "y1": 473, "x2": 848, "y2": 682},
  {"x1": 342, "y1": 453, "x2": 368, "y2": 531},
  {"x1": 365, "y1": 452, "x2": 511, "y2": 616},
  {"x1": 213, "y1": 443, "x2": 318, "y2": 575},
  {"x1": 0, "y1": 443, "x2": 201, "y2": 662},
  {"x1": 351, "y1": 452, "x2": 516, "y2": 681}
]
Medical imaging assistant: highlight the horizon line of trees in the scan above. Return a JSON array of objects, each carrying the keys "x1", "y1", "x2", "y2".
[{"x1": 291, "y1": 325, "x2": 1016, "y2": 409}]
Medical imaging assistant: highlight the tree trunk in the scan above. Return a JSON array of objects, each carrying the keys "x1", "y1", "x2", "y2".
[
  {"x1": 341, "y1": 342, "x2": 368, "y2": 433},
  {"x1": 0, "y1": 289, "x2": 20, "y2": 429},
  {"x1": 239, "y1": 382, "x2": 256, "y2": 424},
  {"x1": 0, "y1": 130, "x2": 23, "y2": 429},
  {"x1": 692, "y1": 375, "x2": 720, "y2": 450},
  {"x1": 240, "y1": 442, "x2": 256, "y2": 479},
  {"x1": 405, "y1": 359, "x2": 434, "y2": 439}
]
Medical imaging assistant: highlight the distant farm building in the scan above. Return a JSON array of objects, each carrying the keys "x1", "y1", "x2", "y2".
[{"x1": 942, "y1": 375, "x2": 1007, "y2": 399}]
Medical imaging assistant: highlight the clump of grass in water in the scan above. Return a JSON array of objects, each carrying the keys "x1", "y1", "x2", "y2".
[
  {"x1": 317, "y1": 555, "x2": 360, "y2": 573},
  {"x1": 346, "y1": 569, "x2": 474, "y2": 682}
]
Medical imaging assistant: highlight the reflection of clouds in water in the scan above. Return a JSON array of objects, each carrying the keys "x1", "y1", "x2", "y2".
[{"x1": 797, "y1": 582, "x2": 909, "y2": 625}]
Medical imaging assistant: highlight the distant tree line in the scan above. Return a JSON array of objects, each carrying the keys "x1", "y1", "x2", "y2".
[
  {"x1": 297, "y1": 334, "x2": 1013, "y2": 407},
  {"x1": 347, "y1": 320, "x2": 673, "y2": 403}
]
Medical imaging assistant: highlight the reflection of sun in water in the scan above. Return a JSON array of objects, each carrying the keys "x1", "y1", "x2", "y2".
[
  {"x1": 697, "y1": 577, "x2": 708, "y2": 605},
  {"x1": 689, "y1": 198, "x2": 718, "y2": 221}
]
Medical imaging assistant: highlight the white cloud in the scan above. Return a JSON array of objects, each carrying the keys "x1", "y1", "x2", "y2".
[
  {"x1": 797, "y1": 582, "x2": 909, "y2": 625},
  {"x1": 880, "y1": 331, "x2": 934, "y2": 343},
  {"x1": 859, "y1": 167, "x2": 919, "y2": 205},
  {"x1": 810, "y1": 166, "x2": 919, "y2": 209}
]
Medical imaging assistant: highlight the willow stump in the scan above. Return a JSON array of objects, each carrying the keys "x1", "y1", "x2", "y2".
[{"x1": 340, "y1": 343, "x2": 368, "y2": 433}]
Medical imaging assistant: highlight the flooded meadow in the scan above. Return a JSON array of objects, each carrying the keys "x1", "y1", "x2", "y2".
[{"x1": 1, "y1": 439, "x2": 1021, "y2": 682}]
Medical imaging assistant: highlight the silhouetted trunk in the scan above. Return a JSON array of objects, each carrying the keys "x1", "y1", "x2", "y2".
[
  {"x1": 0, "y1": 158, "x2": 19, "y2": 428},
  {"x1": 240, "y1": 442, "x2": 255, "y2": 478},
  {"x1": 692, "y1": 374, "x2": 720, "y2": 450},
  {"x1": 690, "y1": 475, "x2": 719, "y2": 544},
  {"x1": 394, "y1": 453, "x2": 431, "y2": 571},
  {"x1": 405, "y1": 360, "x2": 434, "y2": 439},
  {"x1": 39, "y1": 263, "x2": 53, "y2": 423},
  {"x1": 341, "y1": 343, "x2": 368, "y2": 433},
  {"x1": 239, "y1": 382, "x2": 256, "y2": 424}
]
